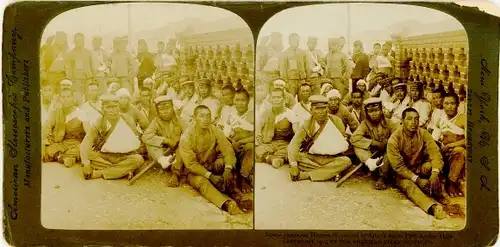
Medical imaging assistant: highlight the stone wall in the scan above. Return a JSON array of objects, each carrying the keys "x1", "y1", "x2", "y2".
[
  {"x1": 393, "y1": 30, "x2": 468, "y2": 91},
  {"x1": 177, "y1": 27, "x2": 254, "y2": 85}
]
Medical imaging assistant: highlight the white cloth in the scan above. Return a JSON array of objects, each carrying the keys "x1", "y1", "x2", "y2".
[
  {"x1": 218, "y1": 105, "x2": 237, "y2": 127},
  {"x1": 223, "y1": 110, "x2": 254, "y2": 138},
  {"x1": 432, "y1": 113, "x2": 465, "y2": 141},
  {"x1": 79, "y1": 101, "x2": 102, "y2": 127},
  {"x1": 365, "y1": 157, "x2": 383, "y2": 171},
  {"x1": 65, "y1": 107, "x2": 82, "y2": 123},
  {"x1": 308, "y1": 119, "x2": 349, "y2": 156},
  {"x1": 274, "y1": 108, "x2": 298, "y2": 124},
  {"x1": 291, "y1": 102, "x2": 311, "y2": 126},
  {"x1": 376, "y1": 55, "x2": 392, "y2": 68},
  {"x1": 412, "y1": 100, "x2": 432, "y2": 126},
  {"x1": 100, "y1": 118, "x2": 141, "y2": 153},
  {"x1": 428, "y1": 108, "x2": 445, "y2": 131}
]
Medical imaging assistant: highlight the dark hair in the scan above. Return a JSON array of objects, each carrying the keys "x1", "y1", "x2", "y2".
[
  {"x1": 158, "y1": 41, "x2": 165, "y2": 45},
  {"x1": 139, "y1": 87, "x2": 151, "y2": 94},
  {"x1": 222, "y1": 85, "x2": 236, "y2": 94},
  {"x1": 373, "y1": 43, "x2": 381, "y2": 47},
  {"x1": 235, "y1": 88, "x2": 250, "y2": 100},
  {"x1": 351, "y1": 90, "x2": 363, "y2": 97},
  {"x1": 402, "y1": 107, "x2": 419, "y2": 119},
  {"x1": 289, "y1": 33, "x2": 300, "y2": 39},
  {"x1": 429, "y1": 82, "x2": 436, "y2": 89},
  {"x1": 444, "y1": 92, "x2": 460, "y2": 105},
  {"x1": 194, "y1": 104, "x2": 211, "y2": 117},
  {"x1": 432, "y1": 88, "x2": 446, "y2": 98},
  {"x1": 74, "y1": 32, "x2": 84, "y2": 38},
  {"x1": 299, "y1": 83, "x2": 311, "y2": 91},
  {"x1": 87, "y1": 82, "x2": 99, "y2": 88}
]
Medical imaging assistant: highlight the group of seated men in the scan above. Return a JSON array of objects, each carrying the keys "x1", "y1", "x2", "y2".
[
  {"x1": 255, "y1": 76, "x2": 466, "y2": 220},
  {"x1": 41, "y1": 75, "x2": 255, "y2": 215}
]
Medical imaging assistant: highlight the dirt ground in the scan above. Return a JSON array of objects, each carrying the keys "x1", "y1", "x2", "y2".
[
  {"x1": 41, "y1": 162, "x2": 253, "y2": 230},
  {"x1": 254, "y1": 163, "x2": 465, "y2": 230}
]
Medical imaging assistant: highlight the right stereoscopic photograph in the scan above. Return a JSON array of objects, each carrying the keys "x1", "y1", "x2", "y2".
[{"x1": 254, "y1": 3, "x2": 468, "y2": 230}]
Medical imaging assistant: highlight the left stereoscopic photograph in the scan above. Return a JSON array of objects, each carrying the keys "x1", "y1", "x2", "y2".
[{"x1": 40, "y1": 3, "x2": 254, "y2": 229}]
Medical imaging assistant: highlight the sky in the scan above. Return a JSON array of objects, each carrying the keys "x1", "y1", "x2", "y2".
[
  {"x1": 42, "y1": 3, "x2": 243, "y2": 46},
  {"x1": 258, "y1": 3, "x2": 465, "y2": 54}
]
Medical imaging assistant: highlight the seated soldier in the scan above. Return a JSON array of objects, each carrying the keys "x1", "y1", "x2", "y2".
[
  {"x1": 179, "y1": 105, "x2": 243, "y2": 215},
  {"x1": 80, "y1": 94, "x2": 145, "y2": 180},
  {"x1": 291, "y1": 83, "x2": 312, "y2": 126},
  {"x1": 136, "y1": 87, "x2": 157, "y2": 122},
  {"x1": 142, "y1": 95, "x2": 183, "y2": 187},
  {"x1": 132, "y1": 77, "x2": 158, "y2": 104},
  {"x1": 347, "y1": 90, "x2": 365, "y2": 123},
  {"x1": 341, "y1": 79, "x2": 370, "y2": 106},
  {"x1": 327, "y1": 89, "x2": 359, "y2": 134},
  {"x1": 41, "y1": 82, "x2": 56, "y2": 125},
  {"x1": 408, "y1": 81, "x2": 432, "y2": 127},
  {"x1": 432, "y1": 93, "x2": 466, "y2": 197},
  {"x1": 256, "y1": 88, "x2": 299, "y2": 168},
  {"x1": 42, "y1": 88, "x2": 86, "y2": 167},
  {"x1": 351, "y1": 98, "x2": 398, "y2": 190},
  {"x1": 259, "y1": 79, "x2": 297, "y2": 115},
  {"x1": 427, "y1": 88, "x2": 446, "y2": 133},
  {"x1": 387, "y1": 81, "x2": 410, "y2": 124},
  {"x1": 288, "y1": 95, "x2": 352, "y2": 182},
  {"x1": 79, "y1": 83, "x2": 103, "y2": 132},
  {"x1": 116, "y1": 88, "x2": 150, "y2": 132},
  {"x1": 218, "y1": 85, "x2": 237, "y2": 128},
  {"x1": 223, "y1": 89, "x2": 254, "y2": 193},
  {"x1": 178, "y1": 80, "x2": 198, "y2": 126},
  {"x1": 195, "y1": 78, "x2": 221, "y2": 122},
  {"x1": 387, "y1": 108, "x2": 447, "y2": 219}
]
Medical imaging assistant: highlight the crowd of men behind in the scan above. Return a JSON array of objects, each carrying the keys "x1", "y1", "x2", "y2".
[
  {"x1": 40, "y1": 31, "x2": 254, "y2": 215},
  {"x1": 255, "y1": 33, "x2": 467, "y2": 220}
]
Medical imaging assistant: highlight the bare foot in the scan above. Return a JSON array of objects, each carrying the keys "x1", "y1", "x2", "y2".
[
  {"x1": 63, "y1": 157, "x2": 76, "y2": 168},
  {"x1": 375, "y1": 178, "x2": 388, "y2": 190},
  {"x1": 225, "y1": 200, "x2": 243, "y2": 215},
  {"x1": 240, "y1": 178, "x2": 252, "y2": 193},
  {"x1": 271, "y1": 158, "x2": 284, "y2": 169},
  {"x1": 446, "y1": 181, "x2": 458, "y2": 198},
  {"x1": 167, "y1": 173, "x2": 180, "y2": 187},
  {"x1": 432, "y1": 204, "x2": 447, "y2": 220},
  {"x1": 84, "y1": 170, "x2": 103, "y2": 180}
]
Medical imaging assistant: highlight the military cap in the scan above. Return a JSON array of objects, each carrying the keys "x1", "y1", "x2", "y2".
[
  {"x1": 356, "y1": 79, "x2": 367, "y2": 86},
  {"x1": 198, "y1": 78, "x2": 212, "y2": 87},
  {"x1": 409, "y1": 80, "x2": 424, "y2": 88},
  {"x1": 309, "y1": 95, "x2": 328, "y2": 107},
  {"x1": 393, "y1": 81, "x2": 407, "y2": 89},
  {"x1": 116, "y1": 88, "x2": 131, "y2": 98},
  {"x1": 153, "y1": 95, "x2": 173, "y2": 105},
  {"x1": 143, "y1": 78, "x2": 154, "y2": 85},
  {"x1": 180, "y1": 80, "x2": 195, "y2": 87},
  {"x1": 60, "y1": 79, "x2": 73, "y2": 89},
  {"x1": 100, "y1": 94, "x2": 119, "y2": 103},
  {"x1": 363, "y1": 97, "x2": 382, "y2": 106},
  {"x1": 273, "y1": 79, "x2": 286, "y2": 88},
  {"x1": 326, "y1": 89, "x2": 341, "y2": 99}
]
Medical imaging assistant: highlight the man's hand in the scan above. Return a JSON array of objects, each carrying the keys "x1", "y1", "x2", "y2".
[
  {"x1": 209, "y1": 174, "x2": 224, "y2": 190},
  {"x1": 82, "y1": 160, "x2": 92, "y2": 179},
  {"x1": 290, "y1": 165, "x2": 299, "y2": 177},
  {"x1": 429, "y1": 172, "x2": 441, "y2": 195},
  {"x1": 163, "y1": 138, "x2": 174, "y2": 147},
  {"x1": 222, "y1": 168, "x2": 234, "y2": 192}
]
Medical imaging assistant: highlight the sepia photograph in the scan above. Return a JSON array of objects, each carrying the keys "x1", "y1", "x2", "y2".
[
  {"x1": 255, "y1": 3, "x2": 468, "y2": 230},
  {"x1": 40, "y1": 3, "x2": 254, "y2": 229}
]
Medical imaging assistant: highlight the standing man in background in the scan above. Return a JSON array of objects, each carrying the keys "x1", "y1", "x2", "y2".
[
  {"x1": 351, "y1": 40, "x2": 370, "y2": 90},
  {"x1": 91, "y1": 36, "x2": 109, "y2": 95},
  {"x1": 66, "y1": 32, "x2": 95, "y2": 104},
  {"x1": 305, "y1": 36, "x2": 324, "y2": 95},
  {"x1": 279, "y1": 33, "x2": 307, "y2": 97}
]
